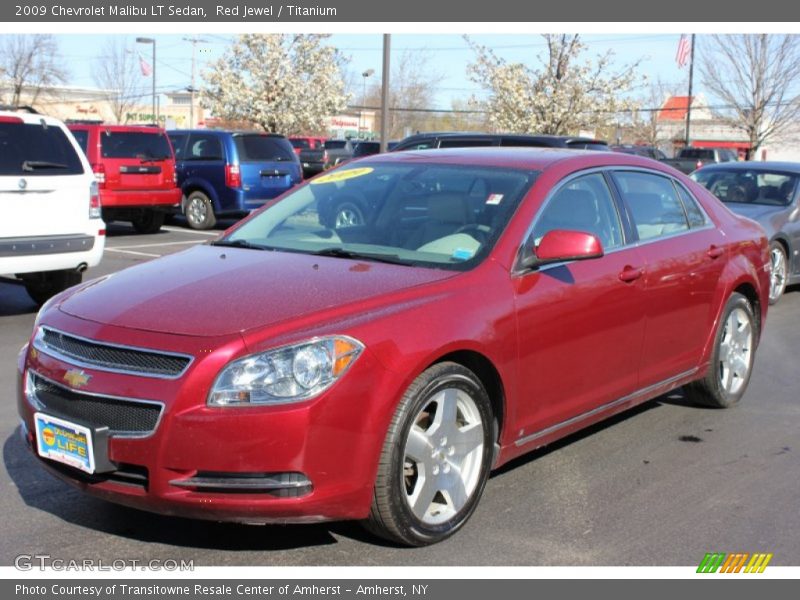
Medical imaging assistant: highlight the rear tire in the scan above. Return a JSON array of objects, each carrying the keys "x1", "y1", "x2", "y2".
[
  {"x1": 363, "y1": 362, "x2": 493, "y2": 546},
  {"x1": 23, "y1": 270, "x2": 82, "y2": 306},
  {"x1": 184, "y1": 191, "x2": 216, "y2": 230},
  {"x1": 131, "y1": 210, "x2": 165, "y2": 234},
  {"x1": 685, "y1": 292, "x2": 757, "y2": 408}
]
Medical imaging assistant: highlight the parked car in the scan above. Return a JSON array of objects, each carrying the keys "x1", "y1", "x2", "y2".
[
  {"x1": 353, "y1": 141, "x2": 382, "y2": 158},
  {"x1": 19, "y1": 148, "x2": 769, "y2": 546},
  {"x1": 1, "y1": 107, "x2": 104, "y2": 304},
  {"x1": 167, "y1": 130, "x2": 302, "y2": 230},
  {"x1": 391, "y1": 132, "x2": 609, "y2": 152},
  {"x1": 611, "y1": 144, "x2": 668, "y2": 160},
  {"x1": 289, "y1": 136, "x2": 325, "y2": 157},
  {"x1": 68, "y1": 123, "x2": 180, "y2": 234},
  {"x1": 299, "y1": 138, "x2": 355, "y2": 177},
  {"x1": 692, "y1": 161, "x2": 800, "y2": 304},
  {"x1": 661, "y1": 147, "x2": 738, "y2": 175}
]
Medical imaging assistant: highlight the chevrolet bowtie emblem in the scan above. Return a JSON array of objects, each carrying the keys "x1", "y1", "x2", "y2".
[{"x1": 63, "y1": 369, "x2": 91, "y2": 388}]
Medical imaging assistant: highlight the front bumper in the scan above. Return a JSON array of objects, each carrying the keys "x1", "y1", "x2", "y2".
[{"x1": 17, "y1": 312, "x2": 396, "y2": 524}]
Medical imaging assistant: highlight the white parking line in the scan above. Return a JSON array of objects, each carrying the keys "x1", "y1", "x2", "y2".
[
  {"x1": 162, "y1": 226, "x2": 220, "y2": 236},
  {"x1": 109, "y1": 240, "x2": 205, "y2": 250},
  {"x1": 105, "y1": 248, "x2": 161, "y2": 258}
]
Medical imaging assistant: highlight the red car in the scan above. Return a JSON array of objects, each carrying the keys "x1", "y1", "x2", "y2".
[
  {"x1": 17, "y1": 149, "x2": 769, "y2": 546},
  {"x1": 68, "y1": 124, "x2": 182, "y2": 233},
  {"x1": 288, "y1": 136, "x2": 326, "y2": 156}
]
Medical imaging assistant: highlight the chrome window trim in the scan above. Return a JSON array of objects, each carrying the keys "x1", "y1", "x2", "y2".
[
  {"x1": 34, "y1": 325, "x2": 194, "y2": 380},
  {"x1": 513, "y1": 166, "x2": 718, "y2": 276},
  {"x1": 25, "y1": 369, "x2": 165, "y2": 439}
]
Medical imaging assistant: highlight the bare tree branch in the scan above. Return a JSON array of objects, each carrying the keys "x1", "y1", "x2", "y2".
[
  {"x1": 700, "y1": 34, "x2": 800, "y2": 157},
  {"x1": 92, "y1": 39, "x2": 146, "y2": 124},
  {"x1": 0, "y1": 34, "x2": 68, "y2": 107}
]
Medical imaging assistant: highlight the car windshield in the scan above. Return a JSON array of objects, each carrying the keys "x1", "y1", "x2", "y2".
[
  {"x1": 101, "y1": 130, "x2": 172, "y2": 160},
  {"x1": 692, "y1": 169, "x2": 797, "y2": 207},
  {"x1": 221, "y1": 163, "x2": 536, "y2": 270}
]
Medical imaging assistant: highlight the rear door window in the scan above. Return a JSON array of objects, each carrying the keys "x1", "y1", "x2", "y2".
[
  {"x1": 612, "y1": 171, "x2": 690, "y2": 241},
  {"x1": 235, "y1": 135, "x2": 295, "y2": 162},
  {"x1": 0, "y1": 121, "x2": 84, "y2": 176},
  {"x1": 186, "y1": 133, "x2": 224, "y2": 161},
  {"x1": 100, "y1": 131, "x2": 172, "y2": 160},
  {"x1": 167, "y1": 133, "x2": 188, "y2": 160}
]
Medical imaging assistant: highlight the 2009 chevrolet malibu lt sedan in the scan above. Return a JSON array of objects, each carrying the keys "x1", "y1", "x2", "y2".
[{"x1": 17, "y1": 148, "x2": 770, "y2": 546}]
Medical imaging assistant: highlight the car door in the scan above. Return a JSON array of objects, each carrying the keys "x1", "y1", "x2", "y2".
[
  {"x1": 610, "y1": 170, "x2": 727, "y2": 386},
  {"x1": 512, "y1": 171, "x2": 647, "y2": 438}
]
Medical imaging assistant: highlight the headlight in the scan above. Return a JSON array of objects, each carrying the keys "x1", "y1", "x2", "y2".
[{"x1": 208, "y1": 336, "x2": 363, "y2": 407}]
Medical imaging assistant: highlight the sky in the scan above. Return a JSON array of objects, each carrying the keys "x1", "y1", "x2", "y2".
[{"x1": 50, "y1": 33, "x2": 692, "y2": 111}]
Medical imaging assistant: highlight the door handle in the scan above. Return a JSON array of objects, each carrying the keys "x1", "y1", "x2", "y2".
[
  {"x1": 707, "y1": 245, "x2": 724, "y2": 259},
  {"x1": 619, "y1": 266, "x2": 644, "y2": 282}
]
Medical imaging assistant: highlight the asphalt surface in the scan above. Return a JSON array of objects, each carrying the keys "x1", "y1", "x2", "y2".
[{"x1": 1, "y1": 222, "x2": 798, "y2": 567}]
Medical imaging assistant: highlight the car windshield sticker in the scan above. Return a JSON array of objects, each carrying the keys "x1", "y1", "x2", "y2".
[
  {"x1": 311, "y1": 167, "x2": 374, "y2": 185},
  {"x1": 452, "y1": 248, "x2": 475, "y2": 261},
  {"x1": 486, "y1": 193, "x2": 504, "y2": 205}
]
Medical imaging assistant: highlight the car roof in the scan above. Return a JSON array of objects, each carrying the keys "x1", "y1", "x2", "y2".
[
  {"x1": 696, "y1": 161, "x2": 800, "y2": 173},
  {"x1": 0, "y1": 109, "x2": 66, "y2": 127},
  {"x1": 68, "y1": 123, "x2": 165, "y2": 133},
  {"x1": 396, "y1": 132, "x2": 606, "y2": 145},
  {"x1": 358, "y1": 146, "x2": 665, "y2": 172},
  {"x1": 167, "y1": 129, "x2": 286, "y2": 138}
]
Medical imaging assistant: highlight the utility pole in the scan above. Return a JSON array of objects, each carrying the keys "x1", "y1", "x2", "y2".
[
  {"x1": 684, "y1": 34, "x2": 696, "y2": 148},
  {"x1": 136, "y1": 37, "x2": 156, "y2": 124},
  {"x1": 183, "y1": 37, "x2": 208, "y2": 128},
  {"x1": 380, "y1": 35, "x2": 391, "y2": 152}
]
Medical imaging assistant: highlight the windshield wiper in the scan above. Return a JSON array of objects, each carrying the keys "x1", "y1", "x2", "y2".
[
  {"x1": 22, "y1": 160, "x2": 68, "y2": 171},
  {"x1": 140, "y1": 156, "x2": 170, "y2": 163},
  {"x1": 310, "y1": 247, "x2": 414, "y2": 266},
  {"x1": 209, "y1": 239, "x2": 276, "y2": 251}
]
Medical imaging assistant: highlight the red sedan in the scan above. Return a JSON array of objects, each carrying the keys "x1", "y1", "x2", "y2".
[{"x1": 17, "y1": 148, "x2": 770, "y2": 546}]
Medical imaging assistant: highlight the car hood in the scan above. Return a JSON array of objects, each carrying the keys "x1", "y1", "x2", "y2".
[{"x1": 58, "y1": 245, "x2": 456, "y2": 337}]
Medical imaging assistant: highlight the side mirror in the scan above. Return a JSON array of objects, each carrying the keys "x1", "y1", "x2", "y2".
[{"x1": 519, "y1": 229, "x2": 604, "y2": 270}]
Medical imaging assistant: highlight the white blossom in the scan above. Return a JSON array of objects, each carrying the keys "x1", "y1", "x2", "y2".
[
  {"x1": 466, "y1": 35, "x2": 642, "y2": 135},
  {"x1": 201, "y1": 34, "x2": 349, "y2": 134}
]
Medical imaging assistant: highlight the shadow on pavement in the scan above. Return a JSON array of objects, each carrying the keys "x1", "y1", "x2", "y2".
[{"x1": 3, "y1": 428, "x2": 385, "y2": 552}]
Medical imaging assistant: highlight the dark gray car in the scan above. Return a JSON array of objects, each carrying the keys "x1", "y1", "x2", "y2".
[{"x1": 692, "y1": 161, "x2": 800, "y2": 304}]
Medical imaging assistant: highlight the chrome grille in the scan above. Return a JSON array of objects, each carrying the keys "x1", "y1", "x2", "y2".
[
  {"x1": 30, "y1": 373, "x2": 162, "y2": 436},
  {"x1": 36, "y1": 327, "x2": 192, "y2": 378}
]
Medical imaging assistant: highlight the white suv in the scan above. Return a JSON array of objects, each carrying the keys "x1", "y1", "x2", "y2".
[{"x1": 0, "y1": 108, "x2": 105, "y2": 304}]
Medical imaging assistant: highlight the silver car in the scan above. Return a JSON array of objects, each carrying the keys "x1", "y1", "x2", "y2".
[{"x1": 692, "y1": 162, "x2": 800, "y2": 304}]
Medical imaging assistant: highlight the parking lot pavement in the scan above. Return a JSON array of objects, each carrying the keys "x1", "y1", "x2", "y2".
[{"x1": 1, "y1": 228, "x2": 799, "y2": 566}]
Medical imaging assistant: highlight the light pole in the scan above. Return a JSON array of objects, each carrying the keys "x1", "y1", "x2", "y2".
[
  {"x1": 361, "y1": 69, "x2": 374, "y2": 139},
  {"x1": 136, "y1": 37, "x2": 156, "y2": 124},
  {"x1": 183, "y1": 37, "x2": 208, "y2": 128}
]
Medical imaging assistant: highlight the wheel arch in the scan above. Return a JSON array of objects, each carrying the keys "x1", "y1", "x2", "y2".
[
  {"x1": 181, "y1": 180, "x2": 220, "y2": 212},
  {"x1": 430, "y1": 350, "x2": 506, "y2": 452}
]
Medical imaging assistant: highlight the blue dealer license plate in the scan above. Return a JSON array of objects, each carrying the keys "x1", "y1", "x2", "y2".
[{"x1": 34, "y1": 412, "x2": 95, "y2": 474}]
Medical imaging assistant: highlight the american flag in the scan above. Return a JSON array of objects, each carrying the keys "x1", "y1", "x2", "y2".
[
  {"x1": 676, "y1": 34, "x2": 691, "y2": 69},
  {"x1": 138, "y1": 53, "x2": 153, "y2": 77}
]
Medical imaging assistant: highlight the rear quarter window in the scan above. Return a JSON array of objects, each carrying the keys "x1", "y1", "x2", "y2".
[
  {"x1": 168, "y1": 133, "x2": 188, "y2": 160},
  {"x1": 0, "y1": 122, "x2": 84, "y2": 176},
  {"x1": 70, "y1": 130, "x2": 90, "y2": 156},
  {"x1": 235, "y1": 135, "x2": 295, "y2": 162}
]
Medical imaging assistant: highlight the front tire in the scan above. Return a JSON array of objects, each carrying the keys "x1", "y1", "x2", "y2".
[
  {"x1": 364, "y1": 362, "x2": 493, "y2": 546},
  {"x1": 686, "y1": 292, "x2": 757, "y2": 408},
  {"x1": 184, "y1": 191, "x2": 216, "y2": 230},
  {"x1": 768, "y1": 241, "x2": 788, "y2": 305}
]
